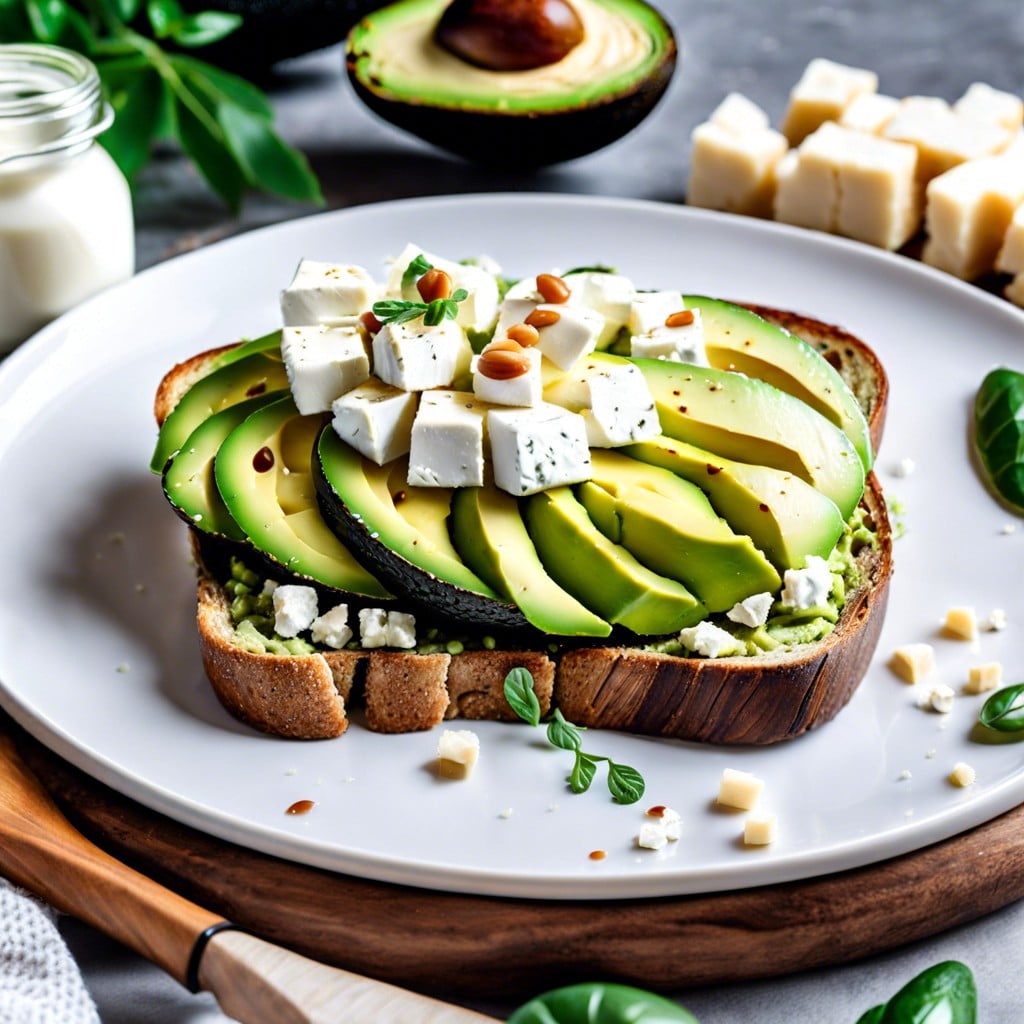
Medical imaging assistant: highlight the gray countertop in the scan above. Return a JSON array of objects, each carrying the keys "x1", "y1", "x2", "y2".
[{"x1": 60, "y1": 1, "x2": 1024, "y2": 1019}]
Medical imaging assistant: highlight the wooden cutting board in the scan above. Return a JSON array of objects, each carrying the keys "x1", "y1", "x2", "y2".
[{"x1": 9, "y1": 715, "x2": 1024, "y2": 1003}]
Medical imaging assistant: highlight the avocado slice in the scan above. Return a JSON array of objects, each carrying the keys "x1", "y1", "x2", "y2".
[
  {"x1": 315, "y1": 427, "x2": 530, "y2": 630},
  {"x1": 215, "y1": 396, "x2": 389, "y2": 598},
  {"x1": 618, "y1": 352, "x2": 865, "y2": 519},
  {"x1": 523, "y1": 487, "x2": 704, "y2": 636},
  {"x1": 687, "y1": 297, "x2": 873, "y2": 471},
  {"x1": 345, "y1": 0, "x2": 677, "y2": 166},
  {"x1": 621, "y1": 437, "x2": 846, "y2": 571},
  {"x1": 449, "y1": 485, "x2": 611, "y2": 637},
  {"x1": 576, "y1": 466, "x2": 781, "y2": 612},
  {"x1": 151, "y1": 347, "x2": 289, "y2": 473}
]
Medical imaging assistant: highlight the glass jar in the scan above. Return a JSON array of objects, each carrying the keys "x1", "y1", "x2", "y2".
[{"x1": 0, "y1": 44, "x2": 134, "y2": 354}]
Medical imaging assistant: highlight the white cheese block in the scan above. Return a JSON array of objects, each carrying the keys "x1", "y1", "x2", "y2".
[
  {"x1": 487, "y1": 403, "x2": 591, "y2": 496},
  {"x1": 631, "y1": 309, "x2": 707, "y2": 364},
  {"x1": 358, "y1": 607, "x2": 388, "y2": 648},
  {"x1": 281, "y1": 324, "x2": 370, "y2": 415},
  {"x1": 954, "y1": 82, "x2": 1024, "y2": 134},
  {"x1": 407, "y1": 389, "x2": 489, "y2": 488},
  {"x1": 472, "y1": 347, "x2": 543, "y2": 407},
  {"x1": 331, "y1": 379, "x2": 417, "y2": 465},
  {"x1": 965, "y1": 662, "x2": 1003, "y2": 695},
  {"x1": 627, "y1": 290, "x2": 686, "y2": 336},
  {"x1": 943, "y1": 605, "x2": 978, "y2": 641},
  {"x1": 838, "y1": 92, "x2": 900, "y2": 134},
  {"x1": 717, "y1": 768, "x2": 765, "y2": 810},
  {"x1": 280, "y1": 259, "x2": 377, "y2": 326},
  {"x1": 385, "y1": 610, "x2": 416, "y2": 649},
  {"x1": 310, "y1": 604, "x2": 352, "y2": 649},
  {"x1": 726, "y1": 592, "x2": 774, "y2": 628},
  {"x1": 678, "y1": 620, "x2": 742, "y2": 658},
  {"x1": 687, "y1": 121, "x2": 788, "y2": 218},
  {"x1": 494, "y1": 297, "x2": 541, "y2": 337},
  {"x1": 273, "y1": 585, "x2": 319, "y2": 638},
  {"x1": 779, "y1": 554, "x2": 832, "y2": 610},
  {"x1": 372, "y1": 318, "x2": 471, "y2": 392},
  {"x1": 772, "y1": 146, "x2": 835, "y2": 232},
  {"x1": 565, "y1": 272, "x2": 636, "y2": 347},
  {"x1": 780, "y1": 57, "x2": 879, "y2": 145},
  {"x1": 996, "y1": 201, "x2": 1024, "y2": 274},
  {"x1": 437, "y1": 729, "x2": 480, "y2": 780},
  {"x1": 889, "y1": 643, "x2": 935, "y2": 684},
  {"x1": 532, "y1": 304, "x2": 604, "y2": 370},
  {"x1": 743, "y1": 814, "x2": 777, "y2": 846},
  {"x1": 709, "y1": 91, "x2": 771, "y2": 134}
]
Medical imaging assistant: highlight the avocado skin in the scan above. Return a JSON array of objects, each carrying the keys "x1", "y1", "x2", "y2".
[{"x1": 345, "y1": 2, "x2": 676, "y2": 166}]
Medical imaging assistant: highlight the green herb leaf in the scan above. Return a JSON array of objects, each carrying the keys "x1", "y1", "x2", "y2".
[
  {"x1": 116, "y1": 0, "x2": 143, "y2": 21},
  {"x1": 100, "y1": 68, "x2": 165, "y2": 178},
  {"x1": 546, "y1": 709, "x2": 582, "y2": 751},
  {"x1": 147, "y1": 0, "x2": 184, "y2": 37},
  {"x1": 25, "y1": 0, "x2": 90, "y2": 47},
  {"x1": 217, "y1": 102, "x2": 322, "y2": 203},
  {"x1": 503, "y1": 667, "x2": 541, "y2": 727},
  {"x1": 979, "y1": 682, "x2": 1024, "y2": 733},
  {"x1": 171, "y1": 55, "x2": 273, "y2": 119},
  {"x1": 401, "y1": 253, "x2": 433, "y2": 291},
  {"x1": 854, "y1": 1008, "x2": 885, "y2": 1024},
  {"x1": 876, "y1": 960, "x2": 976, "y2": 1024},
  {"x1": 173, "y1": 10, "x2": 242, "y2": 48},
  {"x1": 450, "y1": 288, "x2": 468, "y2": 302},
  {"x1": 974, "y1": 366, "x2": 1024, "y2": 513},
  {"x1": 562, "y1": 264, "x2": 618, "y2": 276},
  {"x1": 569, "y1": 751, "x2": 599, "y2": 793},
  {"x1": 607, "y1": 761, "x2": 645, "y2": 804},
  {"x1": 173, "y1": 93, "x2": 245, "y2": 211}
]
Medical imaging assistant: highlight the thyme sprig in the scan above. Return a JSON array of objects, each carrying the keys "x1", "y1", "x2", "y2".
[{"x1": 373, "y1": 290, "x2": 469, "y2": 327}]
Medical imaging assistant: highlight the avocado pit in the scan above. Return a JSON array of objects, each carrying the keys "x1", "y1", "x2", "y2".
[{"x1": 435, "y1": 0, "x2": 585, "y2": 72}]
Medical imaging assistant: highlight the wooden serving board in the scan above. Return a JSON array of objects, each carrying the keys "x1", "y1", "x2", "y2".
[{"x1": 9, "y1": 715, "x2": 1024, "y2": 1003}]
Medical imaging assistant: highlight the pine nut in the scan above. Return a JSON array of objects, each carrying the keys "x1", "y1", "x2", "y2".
[
  {"x1": 360, "y1": 310, "x2": 383, "y2": 333},
  {"x1": 665, "y1": 310, "x2": 695, "y2": 327},
  {"x1": 536, "y1": 273, "x2": 571, "y2": 304},
  {"x1": 478, "y1": 341, "x2": 531, "y2": 379},
  {"x1": 525, "y1": 307, "x2": 561, "y2": 328},
  {"x1": 506, "y1": 323, "x2": 540, "y2": 347},
  {"x1": 417, "y1": 268, "x2": 453, "y2": 302}
]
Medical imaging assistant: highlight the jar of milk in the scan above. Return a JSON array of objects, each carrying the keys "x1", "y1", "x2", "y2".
[{"x1": 0, "y1": 44, "x2": 134, "y2": 354}]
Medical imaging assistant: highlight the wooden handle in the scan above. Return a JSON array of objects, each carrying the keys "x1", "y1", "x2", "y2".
[{"x1": 0, "y1": 734, "x2": 222, "y2": 985}]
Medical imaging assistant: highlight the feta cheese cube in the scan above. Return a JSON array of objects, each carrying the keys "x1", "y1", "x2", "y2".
[
  {"x1": 281, "y1": 325, "x2": 370, "y2": 414},
  {"x1": 987, "y1": 608, "x2": 1008, "y2": 632},
  {"x1": 310, "y1": 604, "x2": 352, "y2": 649},
  {"x1": 331, "y1": 380, "x2": 417, "y2": 465},
  {"x1": 838, "y1": 92, "x2": 900, "y2": 134},
  {"x1": 627, "y1": 291, "x2": 686, "y2": 336},
  {"x1": 532, "y1": 304, "x2": 604, "y2": 370},
  {"x1": 646, "y1": 805, "x2": 681, "y2": 840},
  {"x1": 921, "y1": 683, "x2": 955, "y2": 714},
  {"x1": 726, "y1": 592, "x2": 774, "y2": 628},
  {"x1": 408, "y1": 390, "x2": 489, "y2": 488},
  {"x1": 889, "y1": 643, "x2": 935, "y2": 684},
  {"x1": 565, "y1": 272, "x2": 635, "y2": 347},
  {"x1": 437, "y1": 729, "x2": 480, "y2": 780},
  {"x1": 949, "y1": 762, "x2": 976, "y2": 788},
  {"x1": 954, "y1": 82, "x2": 1024, "y2": 134},
  {"x1": 631, "y1": 309, "x2": 707, "y2": 364},
  {"x1": 494, "y1": 297, "x2": 542, "y2": 337},
  {"x1": 472, "y1": 345, "x2": 542, "y2": 407},
  {"x1": 779, "y1": 555, "x2": 832, "y2": 610},
  {"x1": 943, "y1": 605, "x2": 978, "y2": 641},
  {"x1": 487, "y1": 403, "x2": 591, "y2": 496},
  {"x1": 358, "y1": 607, "x2": 388, "y2": 648},
  {"x1": 708, "y1": 91, "x2": 771, "y2": 134},
  {"x1": 743, "y1": 814, "x2": 777, "y2": 846},
  {"x1": 996, "y1": 201, "x2": 1024, "y2": 275},
  {"x1": 385, "y1": 611, "x2": 416, "y2": 649},
  {"x1": 965, "y1": 662, "x2": 1003, "y2": 695},
  {"x1": 372, "y1": 319, "x2": 471, "y2": 392},
  {"x1": 637, "y1": 823, "x2": 668, "y2": 850},
  {"x1": 780, "y1": 58, "x2": 879, "y2": 146},
  {"x1": 717, "y1": 768, "x2": 764, "y2": 810},
  {"x1": 273, "y1": 585, "x2": 319, "y2": 638},
  {"x1": 281, "y1": 260, "x2": 377, "y2": 326},
  {"x1": 678, "y1": 620, "x2": 742, "y2": 658}
]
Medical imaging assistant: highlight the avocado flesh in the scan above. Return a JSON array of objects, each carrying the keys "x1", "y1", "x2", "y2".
[
  {"x1": 523, "y1": 487, "x2": 704, "y2": 636},
  {"x1": 576, "y1": 471, "x2": 781, "y2": 613},
  {"x1": 687, "y1": 297, "x2": 873, "y2": 471},
  {"x1": 616, "y1": 352, "x2": 865, "y2": 520},
  {"x1": 622, "y1": 437, "x2": 846, "y2": 572},
  {"x1": 151, "y1": 348, "x2": 288, "y2": 473},
  {"x1": 215, "y1": 397, "x2": 389, "y2": 598},
  {"x1": 450, "y1": 485, "x2": 612, "y2": 637},
  {"x1": 163, "y1": 390, "x2": 285, "y2": 540}
]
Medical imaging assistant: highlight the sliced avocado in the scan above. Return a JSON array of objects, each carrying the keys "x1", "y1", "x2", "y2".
[
  {"x1": 449, "y1": 485, "x2": 611, "y2": 637},
  {"x1": 687, "y1": 297, "x2": 873, "y2": 470},
  {"x1": 345, "y1": 0, "x2": 677, "y2": 166},
  {"x1": 576, "y1": 471, "x2": 781, "y2": 613},
  {"x1": 151, "y1": 347, "x2": 288, "y2": 473},
  {"x1": 616, "y1": 352, "x2": 865, "y2": 519},
  {"x1": 315, "y1": 427, "x2": 529, "y2": 630},
  {"x1": 523, "y1": 487, "x2": 704, "y2": 636},
  {"x1": 215, "y1": 396, "x2": 389, "y2": 597},
  {"x1": 621, "y1": 438, "x2": 846, "y2": 571},
  {"x1": 163, "y1": 390, "x2": 286, "y2": 540}
]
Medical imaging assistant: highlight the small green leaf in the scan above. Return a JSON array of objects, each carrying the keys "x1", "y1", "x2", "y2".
[
  {"x1": 217, "y1": 102, "x2": 322, "y2": 204},
  {"x1": 503, "y1": 668, "x2": 541, "y2": 727},
  {"x1": 450, "y1": 288, "x2": 468, "y2": 302},
  {"x1": 101, "y1": 69, "x2": 165, "y2": 178},
  {"x1": 562, "y1": 265, "x2": 617, "y2": 276},
  {"x1": 878, "y1": 961, "x2": 976, "y2": 1024},
  {"x1": 401, "y1": 253, "x2": 433, "y2": 291},
  {"x1": 172, "y1": 56, "x2": 273, "y2": 119},
  {"x1": 116, "y1": 0, "x2": 142, "y2": 20},
  {"x1": 25, "y1": 0, "x2": 69, "y2": 42},
  {"x1": 979, "y1": 682, "x2": 1024, "y2": 733},
  {"x1": 855, "y1": 1008, "x2": 885, "y2": 1024},
  {"x1": 546, "y1": 709, "x2": 582, "y2": 752},
  {"x1": 569, "y1": 752, "x2": 599, "y2": 793},
  {"x1": 607, "y1": 762, "x2": 645, "y2": 804},
  {"x1": 173, "y1": 10, "x2": 242, "y2": 47},
  {"x1": 173, "y1": 94, "x2": 245, "y2": 211},
  {"x1": 147, "y1": 0, "x2": 183, "y2": 38}
]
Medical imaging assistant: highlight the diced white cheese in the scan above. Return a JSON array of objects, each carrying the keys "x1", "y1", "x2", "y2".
[
  {"x1": 678, "y1": 620, "x2": 742, "y2": 658},
  {"x1": 564, "y1": 272, "x2": 636, "y2": 347},
  {"x1": 310, "y1": 604, "x2": 352, "y2": 649},
  {"x1": 996, "y1": 201, "x2": 1024, "y2": 275},
  {"x1": 726, "y1": 592, "x2": 774, "y2": 628},
  {"x1": 838, "y1": 92, "x2": 900, "y2": 134},
  {"x1": 437, "y1": 729, "x2": 480, "y2": 779},
  {"x1": 281, "y1": 325, "x2": 370, "y2": 415},
  {"x1": 987, "y1": 608, "x2": 1008, "y2": 632},
  {"x1": 627, "y1": 291, "x2": 686, "y2": 336},
  {"x1": 272, "y1": 585, "x2": 319, "y2": 638},
  {"x1": 280, "y1": 259, "x2": 377, "y2": 326},
  {"x1": 717, "y1": 768, "x2": 764, "y2": 810},
  {"x1": 487, "y1": 403, "x2": 591, "y2": 496},
  {"x1": 920, "y1": 683, "x2": 955, "y2": 714},
  {"x1": 631, "y1": 309, "x2": 707, "y2": 364},
  {"x1": 532, "y1": 304, "x2": 604, "y2": 370},
  {"x1": 954, "y1": 82, "x2": 1024, "y2": 134},
  {"x1": 779, "y1": 555, "x2": 832, "y2": 610},
  {"x1": 408, "y1": 390, "x2": 489, "y2": 488},
  {"x1": 894, "y1": 457, "x2": 916, "y2": 478},
  {"x1": 780, "y1": 58, "x2": 879, "y2": 146},
  {"x1": 943, "y1": 605, "x2": 978, "y2": 641},
  {"x1": 889, "y1": 643, "x2": 935, "y2": 684},
  {"x1": 709, "y1": 91, "x2": 771, "y2": 134},
  {"x1": 772, "y1": 147, "x2": 832, "y2": 231},
  {"x1": 743, "y1": 814, "x2": 777, "y2": 846},
  {"x1": 637, "y1": 822, "x2": 668, "y2": 851},
  {"x1": 385, "y1": 610, "x2": 416, "y2": 649},
  {"x1": 358, "y1": 607, "x2": 388, "y2": 648},
  {"x1": 949, "y1": 762, "x2": 976, "y2": 788},
  {"x1": 331, "y1": 379, "x2": 417, "y2": 465},
  {"x1": 472, "y1": 346, "x2": 542, "y2": 407},
  {"x1": 372, "y1": 318, "x2": 471, "y2": 392},
  {"x1": 494, "y1": 297, "x2": 542, "y2": 337},
  {"x1": 965, "y1": 662, "x2": 1003, "y2": 695},
  {"x1": 646, "y1": 806, "x2": 681, "y2": 840}
]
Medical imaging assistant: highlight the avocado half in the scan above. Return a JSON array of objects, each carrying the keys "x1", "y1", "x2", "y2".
[{"x1": 345, "y1": 0, "x2": 677, "y2": 166}]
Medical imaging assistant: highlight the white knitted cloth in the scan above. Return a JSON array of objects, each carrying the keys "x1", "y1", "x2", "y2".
[{"x1": 0, "y1": 879, "x2": 99, "y2": 1024}]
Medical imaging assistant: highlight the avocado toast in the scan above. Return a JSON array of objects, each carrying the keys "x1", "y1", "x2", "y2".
[{"x1": 152, "y1": 249, "x2": 891, "y2": 746}]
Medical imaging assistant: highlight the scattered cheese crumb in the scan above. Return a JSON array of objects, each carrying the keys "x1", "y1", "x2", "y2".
[
  {"x1": 1001, "y1": 523, "x2": 1017, "y2": 535},
  {"x1": 273, "y1": 585, "x2": 319, "y2": 637},
  {"x1": 987, "y1": 608, "x2": 1007, "y2": 632},
  {"x1": 920, "y1": 683, "x2": 955, "y2": 714},
  {"x1": 643, "y1": 805, "x2": 682, "y2": 843},
  {"x1": 779, "y1": 555, "x2": 832, "y2": 610},
  {"x1": 949, "y1": 762, "x2": 977, "y2": 788},
  {"x1": 943, "y1": 606, "x2": 978, "y2": 641},
  {"x1": 743, "y1": 814, "x2": 777, "y2": 846},
  {"x1": 437, "y1": 729, "x2": 480, "y2": 780},
  {"x1": 889, "y1": 643, "x2": 935, "y2": 683},
  {"x1": 115, "y1": 663, "x2": 130, "y2": 674},
  {"x1": 893, "y1": 457, "x2": 916, "y2": 477},
  {"x1": 498, "y1": 808, "x2": 513, "y2": 819},
  {"x1": 726, "y1": 592, "x2": 773, "y2": 628},
  {"x1": 678, "y1": 620, "x2": 743, "y2": 658},
  {"x1": 284, "y1": 768, "x2": 297, "y2": 776},
  {"x1": 926, "y1": 749, "x2": 937, "y2": 759},
  {"x1": 898, "y1": 770, "x2": 912, "y2": 781},
  {"x1": 637, "y1": 823, "x2": 669, "y2": 850},
  {"x1": 965, "y1": 662, "x2": 1003, "y2": 694},
  {"x1": 717, "y1": 768, "x2": 765, "y2": 810}
]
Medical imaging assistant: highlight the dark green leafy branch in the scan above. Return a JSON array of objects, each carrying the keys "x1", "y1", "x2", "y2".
[
  {"x1": 0, "y1": 0, "x2": 322, "y2": 210},
  {"x1": 502, "y1": 668, "x2": 645, "y2": 804}
]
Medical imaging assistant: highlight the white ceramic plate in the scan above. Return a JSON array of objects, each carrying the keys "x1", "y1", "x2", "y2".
[{"x1": 1, "y1": 194, "x2": 1023, "y2": 900}]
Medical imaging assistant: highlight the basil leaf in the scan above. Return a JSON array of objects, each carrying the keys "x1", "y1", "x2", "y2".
[
  {"x1": 101, "y1": 69, "x2": 165, "y2": 178},
  {"x1": 173, "y1": 10, "x2": 242, "y2": 48},
  {"x1": 607, "y1": 761, "x2": 645, "y2": 804},
  {"x1": 391, "y1": 305, "x2": 427, "y2": 325},
  {"x1": 25, "y1": 0, "x2": 69, "y2": 42},
  {"x1": 979, "y1": 682, "x2": 1024, "y2": 733},
  {"x1": 974, "y1": 367, "x2": 1024, "y2": 513},
  {"x1": 401, "y1": 253, "x2": 433, "y2": 291},
  {"x1": 546, "y1": 709, "x2": 581, "y2": 752},
  {"x1": 879, "y1": 960, "x2": 976, "y2": 1024},
  {"x1": 116, "y1": 0, "x2": 142, "y2": 20},
  {"x1": 569, "y1": 752, "x2": 598, "y2": 793},
  {"x1": 450, "y1": 288, "x2": 468, "y2": 302},
  {"x1": 562, "y1": 265, "x2": 617, "y2": 276},
  {"x1": 509, "y1": 982, "x2": 699, "y2": 1024},
  {"x1": 172, "y1": 56, "x2": 273, "y2": 119},
  {"x1": 503, "y1": 668, "x2": 541, "y2": 726},
  {"x1": 217, "y1": 102, "x2": 322, "y2": 203},
  {"x1": 422, "y1": 299, "x2": 446, "y2": 326},
  {"x1": 854, "y1": 1009, "x2": 885, "y2": 1024},
  {"x1": 173, "y1": 94, "x2": 245, "y2": 211},
  {"x1": 147, "y1": 0, "x2": 183, "y2": 38}
]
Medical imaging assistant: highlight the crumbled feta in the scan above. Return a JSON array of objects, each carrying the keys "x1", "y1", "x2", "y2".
[
  {"x1": 273, "y1": 585, "x2": 319, "y2": 638},
  {"x1": 893, "y1": 457, "x2": 916, "y2": 478},
  {"x1": 261, "y1": 580, "x2": 278, "y2": 598},
  {"x1": 743, "y1": 814, "x2": 777, "y2": 846},
  {"x1": 889, "y1": 643, "x2": 935, "y2": 684},
  {"x1": 637, "y1": 822, "x2": 669, "y2": 851},
  {"x1": 943, "y1": 605, "x2": 978, "y2": 641},
  {"x1": 726, "y1": 592, "x2": 774, "y2": 628},
  {"x1": 779, "y1": 555, "x2": 832, "y2": 610},
  {"x1": 281, "y1": 325, "x2": 370, "y2": 415},
  {"x1": 331, "y1": 379, "x2": 417, "y2": 465},
  {"x1": 920, "y1": 683, "x2": 955, "y2": 714},
  {"x1": 627, "y1": 291, "x2": 687, "y2": 336},
  {"x1": 987, "y1": 608, "x2": 1007, "y2": 631},
  {"x1": 631, "y1": 309, "x2": 707, "y2": 364},
  {"x1": 678, "y1": 620, "x2": 743, "y2": 658},
  {"x1": 645, "y1": 806, "x2": 681, "y2": 841},
  {"x1": 533, "y1": 304, "x2": 604, "y2": 370},
  {"x1": 310, "y1": 604, "x2": 352, "y2": 649},
  {"x1": 385, "y1": 610, "x2": 416, "y2": 649},
  {"x1": 358, "y1": 607, "x2": 388, "y2": 648},
  {"x1": 437, "y1": 729, "x2": 479, "y2": 779},
  {"x1": 372, "y1": 318, "x2": 471, "y2": 392},
  {"x1": 280, "y1": 259, "x2": 377, "y2": 326},
  {"x1": 717, "y1": 768, "x2": 765, "y2": 810},
  {"x1": 949, "y1": 762, "x2": 976, "y2": 788},
  {"x1": 965, "y1": 662, "x2": 1003, "y2": 694},
  {"x1": 488, "y1": 403, "x2": 591, "y2": 496},
  {"x1": 781, "y1": 58, "x2": 879, "y2": 145},
  {"x1": 564, "y1": 272, "x2": 636, "y2": 346},
  {"x1": 408, "y1": 390, "x2": 489, "y2": 488}
]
